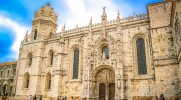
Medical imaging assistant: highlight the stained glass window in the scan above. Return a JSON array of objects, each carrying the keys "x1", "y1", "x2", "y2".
[
  {"x1": 102, "y1": 46, "x2": 109, "y2": 59},
  {"x1": 73, "y1": 48, "x2": 79, "y2": 79},
  {"x1": 136, "y1": 38, "x2": 147, "y2": 75}
]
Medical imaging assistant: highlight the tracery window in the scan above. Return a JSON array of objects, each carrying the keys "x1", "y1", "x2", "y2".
[
  {"x1": 34, "y1": 30, "x2": 37, "y2": 40},
  {"x1": 136, "y1": 38, "x2": 147, "y2": 75},
  {"x1": 49, "y1": 32, "x2": 53, "y2": 38},
  {"x1": 102, "y1": 46, "x2": 109, "y2": 59},
  {"x1": 73, "y1": 48, "x2": 79, "y2": 79},
  {"x1": 45, "y1": 73, "x2": 51, "y2": 89},
  {"x1": 23, "y1": 73, "x2": 30, "y2": 88}
]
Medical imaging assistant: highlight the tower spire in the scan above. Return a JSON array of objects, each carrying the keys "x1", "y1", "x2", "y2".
[
  {"x1": 89, "y1": 16, "x2": 92, "y2": 25},
  {"x1": 102, "y1": 6, "x2": 107, "y2": 21},
  {"x1": 117, "y1": 10, "x2": 120, "y2": 19}
]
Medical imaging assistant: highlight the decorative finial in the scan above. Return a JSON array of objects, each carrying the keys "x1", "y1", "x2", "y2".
[
  {"x1": 47, "y1": 2, "x2": 50, "y2": 6},
  {"x1": 102, "y1": 6, "x2": 107, "y2": 16},
  {"x1": 89, "y1": 16, "x2": 92, "y2": 25},
  {"x1": 26, "y1": 30, "x2": 28, "y2": 35},
  {"x1": 62, "y1": 24, "x2": 66, "y2": 32},
  {"x1": 102, "y1": 6, "x2": 107, "y2": 22},
  {"x1": 103, "y1": 7, "x2": 106, "y2": 11},
  {"x1": 117, "y1": 10, "x2": 120, "y2": 19}
]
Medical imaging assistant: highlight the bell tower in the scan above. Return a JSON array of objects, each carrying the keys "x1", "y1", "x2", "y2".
[{"x1": 31, "y1": 3, "x2": 58, "y2": 40}]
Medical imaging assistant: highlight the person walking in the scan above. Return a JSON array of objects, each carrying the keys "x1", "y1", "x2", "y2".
[
  {"x1": 71, "y1": 96, "x2": 74, "y2": 100},
  {"x1": 33, "y1": 94, "x2": 37, "y2": 100},
  {"x1": 28, "y1": 95, "x2": 32, "y2": 100},
  {"x1": 155, "y1": 96, "x2": 158, "y2": 100},
  {"x1": 39, "y1": 95, "x2": 42, "y2": 100},
  {"x1": 63, "y1": 95, "x2": 67, "y2": 100}
]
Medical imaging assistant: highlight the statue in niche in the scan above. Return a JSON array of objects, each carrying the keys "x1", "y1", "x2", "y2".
[{"x1": 117, "y1": 74, "x2": 121, "y2": 89}]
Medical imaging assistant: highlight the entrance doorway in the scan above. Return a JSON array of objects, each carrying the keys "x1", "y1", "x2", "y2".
[
  {"x1": 92, "y1": 67, "x2": 115, "y2": 100},
  {"x1": 98, "y1": 83, "x2": 115, "y2": 100}
]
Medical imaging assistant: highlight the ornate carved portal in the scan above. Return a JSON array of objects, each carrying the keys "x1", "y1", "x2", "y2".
[{"x1": 93, "y1": 68, "x2": 115, "y2": 100}]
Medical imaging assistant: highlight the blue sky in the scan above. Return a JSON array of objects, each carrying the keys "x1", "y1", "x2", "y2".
[{"x1": 0, "y1": 0, "x2": 163, "y2": 63}]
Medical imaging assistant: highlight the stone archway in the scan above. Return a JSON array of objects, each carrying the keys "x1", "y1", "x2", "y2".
[{"x1": 92, "y1": 67, "x2": 115, "y2": 100}]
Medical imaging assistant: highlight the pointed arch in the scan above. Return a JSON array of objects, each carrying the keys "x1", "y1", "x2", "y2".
[
  {"x1": 49, "y1": 32, "x2": 53, "y2": 38},
  {"x1": 27, "y1": 53, "x2": 33, "y2": 66},
  {"x1": 48, "y1": 50, "x2": 54, "y2": 66},
  {"x1": 45, "y1": 72, "x2": 51, "y2": 89},
  {"x1": 23, "y1": 72, "x2": 30, "y2": 88},
  {"x1": 34, "y1": 29, "x2": 37, "y2": 40}
]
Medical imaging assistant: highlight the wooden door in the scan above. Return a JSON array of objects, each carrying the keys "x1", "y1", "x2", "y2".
[
  {"x1": 109, "y1": 83, "x2": 115, "y2": 100},
  {"x1": 99, "y1": 83, "x2": 106, "y2": 100}
]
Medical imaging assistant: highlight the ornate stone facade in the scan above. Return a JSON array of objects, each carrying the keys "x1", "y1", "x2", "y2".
[
  {"x1": 0, "y1": 61, "x2": 17, "y2": 96},
  {"x1": 15, "y1": 0, "x2": 181, "y2": 100}
]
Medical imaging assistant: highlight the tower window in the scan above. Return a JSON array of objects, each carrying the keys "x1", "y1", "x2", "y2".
[
  {"x1": 136, "y1": 38, "x2": 147, "y2": 75},
  {"x1": 27, "y1": 53, "x2": 33, "y2": 66},
  {"x1": 49, "y1": 32, "x2": 53, "y2": 38},
  {"x1": 73, "y1": 48, "x2": 79, "y2": 79},
  {"x1": 49, "y1": 50, "x2": 54, "y2": 65},
  {"x1": 24, "y1": 73, "x2": 30, "y2": 88},
  {"x1": 102, "y1": 46, "x2": 109, "y2": 59},
  {"x1": 34, "y1": 30, "x2": 37, "y2": 40},
  {"x1": 45, "y1": 73, "x2": 51, "y2": 89}
]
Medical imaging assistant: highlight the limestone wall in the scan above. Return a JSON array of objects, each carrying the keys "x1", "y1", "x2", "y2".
[{"x1": 15, "y1": 0, "x2": 181, "y2": 100}]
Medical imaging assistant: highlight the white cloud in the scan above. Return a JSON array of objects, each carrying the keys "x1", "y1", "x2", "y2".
[
  {"x1": 56, "y1": 0, "x2": 131, "y2": 31},
  {"x1": 0, "y1": 14, "x2": 30, "y2": 59}
]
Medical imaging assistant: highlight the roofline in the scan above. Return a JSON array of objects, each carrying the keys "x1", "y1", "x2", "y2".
[{"x1": 0, "y1": 61, "x2": 17, "y2": 67}]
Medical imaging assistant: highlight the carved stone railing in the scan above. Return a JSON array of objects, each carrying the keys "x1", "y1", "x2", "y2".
[
  {"x1": 120, "y1": 13, "x2": 148, "y2": 22},
  {"x1": 59, "y1": 13, "x2": 148, "y2": 35},
  {"x1": 64, "y1": 25, "x2": 89, "y2": 34},
  {"x1": 92, "y1": 22, "x2": 102, "y2": 29},
  {"x1": 24, "y1": 13, "x2": 148, "y2": 39},
  {"x1": 106, "y1": 20, "x2": 117, "y2": 26}
]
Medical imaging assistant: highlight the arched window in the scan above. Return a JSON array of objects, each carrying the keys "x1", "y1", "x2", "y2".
[
  {"x1": 45, "y1": 73, "x2": 51, "y2": 89},
  {"x1": 23, "y1": 73, "x2": 30, "y2": 88},
  {"x1": 28, "y1": 53, "x2": 32, "y2": 66},
  {"x1": 73, "y1": 48, "x2": 79, "y2": 79},
  {"x1": 34, "y1": 30, "x2": 37, "y2": 40},
  {"x1": 102, "y1": 46, "x2": 109, "y2": 59},
  {"x1": 3, "y1": 85, "x2": 7, "y2": 94},
  {"x1": 136, "y1": 38, "x2": 147, "y2": 75},
  {"x1": 49, "y1": 50, "x2": 54, "y2": 65},
  {"x1": 49, "y1": 32, "x2": 53, "y2": 38},
  {"x1": 0, "y1": 71, "x2": 3, "y2": 77}
]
